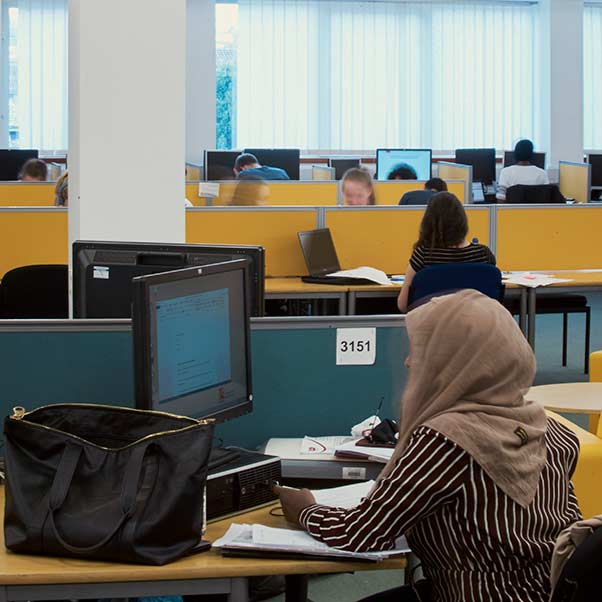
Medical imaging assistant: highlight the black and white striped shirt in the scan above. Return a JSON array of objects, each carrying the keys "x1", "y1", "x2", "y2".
[
  {"x1": 299, "y1": 419, "x2": 581, "y2": 602},
  {"x1": 410, "y1": 243, "x2": 496, "y2": 272}
]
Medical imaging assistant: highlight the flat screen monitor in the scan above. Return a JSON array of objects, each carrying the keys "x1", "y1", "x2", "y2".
[
  {"x1": 0, "y1": 149, "x2": 39, "y2": 181},
  {"x1": 133, "y1": 259, "x2": 252, "y2": 422},
  {"x1": 329, "y1": 158, "x2": 361, "y2": 180},
  {"x1": 455, "y1": 148, "x2": 496, "y2": 184},
  {"x1": 376, "y1": 149, "x2": 432, "y2": 181},
  {"x1": 243, "y1": 148, "x2": 300, "y2": 180},
  {"x1": 588, "y1": 154, "x2": 602, "y2": 188},
  {"x1": 204, "y1": 150, "x2": 241, "y2": 181},
  {"x1": 72, "y1": 240, "x2": 265, "y2": 318},
  {"x1": 503, "y1": 151, "x2": 546, "y2": 170}
]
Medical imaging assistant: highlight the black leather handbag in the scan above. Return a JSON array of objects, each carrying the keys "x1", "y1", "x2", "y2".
[{"x1": 4, "y1": 404, "x2": 214, "y2": 565}]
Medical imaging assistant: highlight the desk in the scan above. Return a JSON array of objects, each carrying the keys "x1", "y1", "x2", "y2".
[
  {"x1": 347, "y1": 284, "x2": 402, "y2": 315},
  {"x1": 0, "y1": 492, "x2": 405, "y2": 602},
  {"x1": 265, "y1": 278, "x2": 348, "y2": 315}
]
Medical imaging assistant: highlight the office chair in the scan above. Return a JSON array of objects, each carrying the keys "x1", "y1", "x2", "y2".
[
  {"x1": 506, "y1": 184, "x2": 566, "y2": 204},
  {"x1": 550, "y1": 524, "x2": 602, "y2": 601},
  {"x1": 408, "y1": 263, "x2": 504, "y2": 309},
  {"x1": 0, "y1": 264, "x2": 69, "y2": 318}
]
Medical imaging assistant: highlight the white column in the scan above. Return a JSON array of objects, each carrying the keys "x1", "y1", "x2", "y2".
[
  {"x1": 539, "y1": 0, "x2": 584, "y2": 167},
  {"x1": 187, "y1": 0, "x2": 216, "y2": 165},
  {"x1": 68, "y1": 0, "x2": 186, "y2": 245}
]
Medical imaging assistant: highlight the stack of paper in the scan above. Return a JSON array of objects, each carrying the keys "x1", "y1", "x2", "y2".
[
  {"x1": 329, "y1": 267, "x2": 392, "y2": 286},
  {"x1": 334, "y1": 439, "x2": 396, "y2": 463},
  {"x1": 312, "y1": 480, "x2": 375, "y2": 508},
  {"x1": 502, "y1": 272, "x2": 573, "y2": 288}
]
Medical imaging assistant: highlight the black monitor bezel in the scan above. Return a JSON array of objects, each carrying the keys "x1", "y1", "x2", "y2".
[
  {"x1": 203, "y1": 150, "x2": 241, "y2": 181},
  {"x1": 0, "y1": 149, "x2": 39, "y2": 181},
  {"x1": 587, "y1": 153, "x2": 602, "y2": 188},
  {"x1": 375, "y1": 148, "x2": 433, "y2": 181},
  {"x1": 243, "y1": 148, "x2": 301, "y2": 180},
  {"x1": 454, "y1": 148, "x2": 497, "y2": 184},
  {"x1": 132, "y1": 259, "x2": 253, "y2": 423},
  {"x1": 503, "y1": 150, "x2": 546, "y2": 169},
  {"x1": 72, "y1": 240, "x2": 265, "y2": 318},
  {"x1": 328, "y1": 158, "x2": 361, "y2": 180},
  {"x1": 297, "y1": 228, "x2": 341, "y2": 276}
]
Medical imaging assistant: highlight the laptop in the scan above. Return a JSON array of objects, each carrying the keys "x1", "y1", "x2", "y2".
[{"x1": 297, "y1": 229, "x2": 374, "y2": 285}]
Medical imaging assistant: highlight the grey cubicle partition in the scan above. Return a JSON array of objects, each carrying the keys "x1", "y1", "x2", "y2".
[{"x1": 0, "y1": 316, "x2": 408, "y2": 450}]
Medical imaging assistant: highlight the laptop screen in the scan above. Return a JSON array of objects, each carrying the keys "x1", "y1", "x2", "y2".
[{"x1": 298, "y1": 229, "x2": 341, "y2": 276}]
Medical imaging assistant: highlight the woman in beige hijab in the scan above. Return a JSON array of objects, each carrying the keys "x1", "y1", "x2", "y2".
[{"x1": 276, "y1": 290, "x2": 582, "y2": 602}]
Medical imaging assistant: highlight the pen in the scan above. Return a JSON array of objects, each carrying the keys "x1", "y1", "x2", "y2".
[{"x1": 370, "y1": 397, "x2": 384, "y2": 431}]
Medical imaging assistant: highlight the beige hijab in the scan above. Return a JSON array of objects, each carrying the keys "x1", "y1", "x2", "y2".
[{"x1": 387, "y1": 289, "x2": 547, "y2": 508}]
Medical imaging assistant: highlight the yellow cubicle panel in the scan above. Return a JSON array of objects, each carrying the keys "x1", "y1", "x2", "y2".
[
  {"x1": 0, "y1": 183, "x2": 55, "y2": 206},
  {"x1": 324, "y1": 207, "x2": 490, "y2": 274},
  {"x1": 186, "y1": 208, "x2": 318, "y2": 276},
  {"x1": 496, "y1": 206, "x2": 602, "y2": 271},
  {"x1": 185, "y1": 183, "x2": 206, "y2": 206},
  {"x1": 373, "y1": 181, "x2": 466, "y2": 205},
  {"x1": 204, "y1": 181, "x2": 339, "y2": 206},
  {"x1": 0, "y1": 209, "x2": 68, "y2": 278},
  {"x1": 437, "y1": 163, "x2": 472, "y2": 203},
  {"x1": 559, "y1": 161, "x2": 590, "y2": 204},
  {"x1": 185, "y1": 164, "x2": 202, "y2": 182}
]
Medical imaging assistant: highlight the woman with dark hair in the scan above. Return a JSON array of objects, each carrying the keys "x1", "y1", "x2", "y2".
[{"x1": 396, "y1": 192, "x2": 495, "y2": 312}]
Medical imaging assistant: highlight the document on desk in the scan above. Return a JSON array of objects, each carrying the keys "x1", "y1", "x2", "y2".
[
  {"x1": 312, "y1": 480, "x2": 375, "y2": 508},
  {"x1": 301, "y1": 436, "x2": 354, "y2": 455},
  {"x1": 334, "y1": 439, "x2": 396, "y2": 463},
  {"x1": 502, "y1": 273, "x2": 573, "y2": 288},
  {"x1": 198, "y1": 182, "x2": 220, "y2": 197},
  {"x1": 329, "y1": 267, "x2": 392, "y2": 286},
  {"x1": 213, "y1": 523, "x2": 410, "y2": 561}
]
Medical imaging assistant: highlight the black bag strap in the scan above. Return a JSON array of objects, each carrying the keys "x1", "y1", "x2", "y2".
[{"x1": 47, "y1": 442, "x2": 153, "y2": 554}]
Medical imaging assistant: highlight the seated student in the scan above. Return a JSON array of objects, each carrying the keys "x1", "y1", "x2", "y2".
[
  {"x1": 18, "y1": 159, "x2": 48, "y2": 182},
  {"x1": 396, "y1": 192, "x2": 495, "y2": 312},
  {"x1": 234, "y1": 153, "x2": 290, "y2": 181},
  {"x1": 387, "y1": 163, "x2": 418, "y2": 180},
  {"x1": 341, "y1": 167, "x2": 376, "y2": 205},
  {"x1": 399, "y1": 177, "x2": 447, "y2": 205},
  {"x1": 276, "y1": 290, "x2": 581, "y2": 602},
  {"x1": 54, "y1": 171, "x2": 68, "y2": 207},
  {"x1": 229, "y1": 175, "x2": 270, "y2": 206},
  {"x1": 496, "y1": 139, "x2": 549, "y2": 202}
]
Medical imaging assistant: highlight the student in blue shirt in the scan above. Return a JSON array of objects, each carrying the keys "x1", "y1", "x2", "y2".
[
  {"x1": 234, "y1": 153, "x2": 291, "y2": 181},
  {"x1": 399, "y1": 178, "x2": 448, "y2": 206}
]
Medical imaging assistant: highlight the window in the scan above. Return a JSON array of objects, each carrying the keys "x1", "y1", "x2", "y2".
[
  {"x1": 216, "y1": 3, "x2": 238, "y2": 149},
  {"x1": 584, "y1": 4, "x2": 602, "y2": 150},
  {"x1": 217, "y1": 0, "x2": 539, "y2": 152}
]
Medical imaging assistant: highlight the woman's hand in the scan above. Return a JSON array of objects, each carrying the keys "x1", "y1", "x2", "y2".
[{"x1": 273, "y1": 485, "x2": 316, "y2": 526}]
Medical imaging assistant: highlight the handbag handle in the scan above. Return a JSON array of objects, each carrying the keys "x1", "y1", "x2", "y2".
[{"x1": 46, "y1": 442, "x2": 152, "y2": 554}]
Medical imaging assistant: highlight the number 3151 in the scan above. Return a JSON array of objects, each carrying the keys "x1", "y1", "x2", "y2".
[{"x1": 340, "y1": 340, "x2": 371, "y2": 353}]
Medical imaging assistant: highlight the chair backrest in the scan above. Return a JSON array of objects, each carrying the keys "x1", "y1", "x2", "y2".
[
  {"x1": 550, "y1": 525, "x2": 602, "y2": 601},
  {"x1": 506, "y1": 184, "x2": 566, "y2": 204},
  {"x1": 0, "y1": 264, "x2": 68, "y2": 318},
  {"x1": 408, "y1": 262, "x2": 503, "y2": 308}
]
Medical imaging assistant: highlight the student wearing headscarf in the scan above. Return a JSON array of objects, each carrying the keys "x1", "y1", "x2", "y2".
[{"x1": 276, "y1": 290, "x2": 581, "y2": 602}]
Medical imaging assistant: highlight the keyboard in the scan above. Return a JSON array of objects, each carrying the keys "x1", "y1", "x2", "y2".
[{"x1": 302, "y1": 276, "x2": 375, "y2": 285}]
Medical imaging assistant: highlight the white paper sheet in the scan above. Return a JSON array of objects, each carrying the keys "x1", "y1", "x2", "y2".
[
  {"x1": 502, "y1": 273, "x2": 573, "y2": 288},
  {"x1": 301, "y1": 436, "x2": 354, "y2": 455},
  {"x1": 329, "y1": 267, "x2": 392, "y2": 286},
  {"x1": 312, "y1": 481, "x2": 375, "y2": 509},
  {"x1": 198, "y1": 182, "x2": 220, "y2": 197},
  {"x1": 335, "y1": 439, "x2": 396, "y2": 463}
]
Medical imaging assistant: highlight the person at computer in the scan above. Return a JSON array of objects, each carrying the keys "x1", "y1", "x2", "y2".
[
  {"x1": 54, "y1": 171, "x2": 68, "y2": 207},
  {"x1": 229, "y1": 175, "x2": 270, "y2": 206},
  {"x1": 341, "y1": 167, "x2": 376, "y2": 205},
  {"x1": 395, "y1": 192, "x2": 495, "y2": 313},
  {"x1": 18, "y1": 159, "x2": 48, "y2": 182},
  {"x1": 398, "y1": 178, "x2": 447, "y2": 205},
  {"x1": 275, "y1": 289, "x2": 581, "y2": 602},
  {"x1": 387, "y1": 163, "x2": 418, "y2": 180},
  {"x1": 496, "y1": 139, "x2": 549, "y2": 202},
  {"x1": 233, "y1": 153, "x2": 290, "y2": 181}
]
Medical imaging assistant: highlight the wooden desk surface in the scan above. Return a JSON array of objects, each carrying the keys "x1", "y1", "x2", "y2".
[
  {"x1": 545, "y1": 271, "x2": 602, "y2": 288},
  {"x1": 0, "y1": 495, "x2": 404, "y2": 585},
  {"x1": 528, "y1": 383, "x2": 602, "y2": 414},
  {"x1": 347, "y1": 283, "x2": 401, "y2": 293},
  {"x1": 265, "y1": 277, "x2": 348, "y2": 294}
]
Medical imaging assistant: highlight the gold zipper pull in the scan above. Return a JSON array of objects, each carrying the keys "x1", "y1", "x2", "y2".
[{"x1": 11, "y1": 407, "x2": 25, "y2": 420}]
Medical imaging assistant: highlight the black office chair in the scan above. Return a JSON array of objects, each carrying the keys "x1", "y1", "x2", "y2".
[
  {"x1": 408, "y1": 263, "x2": 504, "y2": 310},
  {"x1": 506, "y1": 184, "x2": 566, "y2": 204},
  {"x1": 0, "y1": 264, "x2": 69, "y2": 318},
  {"x1": 550, "y1": 524, "x2": 602, "y2": 601}
]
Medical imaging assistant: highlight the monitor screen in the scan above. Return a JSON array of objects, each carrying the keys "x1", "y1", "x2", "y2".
[
  {"x1": 133, "y1": 260, "x2": 252, "y2": 422},
  {"x1": 298, "y1": 228, "x2": 340, "y2": 276},
  {"x1": 329, "y1": 158, "x2": 361, "y2": 180},
  {"x1": 376, "y1": 149, "x2": 432, "y2": 181},
  {"x1": 504, "y1": 151, "x2": 546, "y2": 170},
  {"x1": 588, "y1": 154, "x2": 602, "y2": 187},
  {"x1": 0, "y1": 149, "x2": 39, "y2": 181},
  {"x1": 204, "y1": 150, "x2": 241, "y2": 181},
  {"x1": 455, "y1": 148, "x2": 496, "y2": 184},
  {"x1": 72, "y1": 240, "x2": 265, "y2": 318},
  {"x1": 243, "y1": 148, "x2": 300, "y2": 180}
]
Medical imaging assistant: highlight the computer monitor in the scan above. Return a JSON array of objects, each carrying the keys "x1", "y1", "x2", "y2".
[
  {"x1": 455, "y1": 148, "x2": 496, "y2": 184},
  {"x1": 375, "y1": 149, "x2": 432, "y2": 181},
  {"x1": 132, "y1": 259, "x2": 252, "y2": 422},
  {"x1": 243, "y1": 148, "x2": 300, "y2": 180},
  {"x1": 0, "y1": 149, "x2": 39, "y2": 181},
  {"x1": 298, "y1": 229, "x2": 341, "y2": 276},
  {"x1": 203, "y1": 150, "x2": 241, "y2": 181},
  {"x1": 504, "y1": 150, "x2": 546, "y2": 170},
  {"x1": 72, "y1": 240, "x2": 265, "y2": 318},
  {"x1": 329, "y1": 158, "x2": 361, "y2": 180},
  {"x1": 587, "y1": 154, "x2": 602, "y2": 188}
]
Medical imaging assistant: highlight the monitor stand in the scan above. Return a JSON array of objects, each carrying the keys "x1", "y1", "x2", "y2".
[{"x1": 208, "y1": 446, "x2": 241, "y2": 473}]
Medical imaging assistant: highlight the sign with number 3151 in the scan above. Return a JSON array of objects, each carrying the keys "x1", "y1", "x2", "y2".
[{"x1": 336, "y1": 328, "x2": 376, "y2": 366}]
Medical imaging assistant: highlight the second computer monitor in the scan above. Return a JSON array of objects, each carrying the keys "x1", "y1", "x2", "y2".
[
  {"x1": 504, "y1": 151, "x2": 546, "y2": 170},
  {"x1": 204, "y1": 150, "x2": 241, "y2": 181},
  {"x1": 329, "y1": 158, "x2": 361, "y2": 180},
  {"x1": 0, "y1": 149, "x2": 39, "y2": 181},
  {"x1": 455, "y1": 148, "x2": 496, "y2": 184},
  {"x1": 376, "y1": 149, "x2": 432, "y2": 181},
  {"x1": 587, "y1": 154, "x2": 602, "y2": 188},
  {"x1": 243, "y1": 148, "x2": 300, "y2": 180}
]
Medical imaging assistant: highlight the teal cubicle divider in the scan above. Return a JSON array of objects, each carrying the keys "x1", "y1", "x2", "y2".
[{"x1": 0, "y1": 316, "x2": 407, "y2": 450}]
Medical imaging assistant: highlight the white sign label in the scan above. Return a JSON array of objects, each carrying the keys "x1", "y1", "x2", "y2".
[
  {"x1": 336, "y1": 328, "x2": 376, "y2": 366},
  {"x1": 342, "y1": 466, "x2": 367, "y2": 480},
  {"x1": 93, "y1": 266, "x2": 110, "y2": 280}
]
